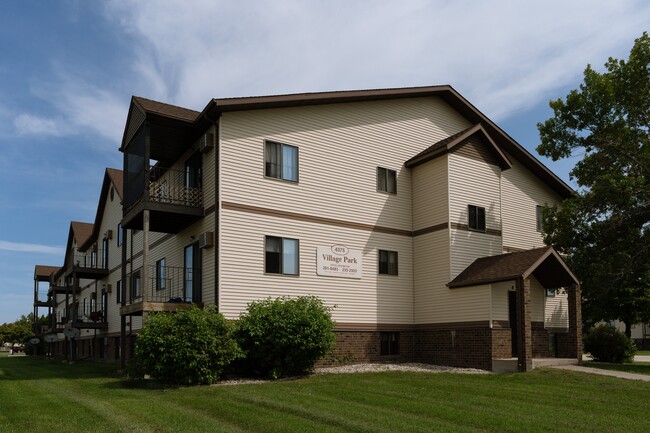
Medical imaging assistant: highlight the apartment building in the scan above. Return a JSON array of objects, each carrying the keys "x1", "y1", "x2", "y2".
[{"x1": 33, "y1": 85, "x2": 582, "y2": 372}]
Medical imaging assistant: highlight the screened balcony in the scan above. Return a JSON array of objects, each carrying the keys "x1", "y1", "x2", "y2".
[{"x1": 121, "y1": 119, "x2": 204, "y2": 234}]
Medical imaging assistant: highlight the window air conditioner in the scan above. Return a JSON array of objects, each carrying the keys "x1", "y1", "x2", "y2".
[
  {"x1": 199, "y1": 231, "x2": 214, "y2": 249},
  {"x1": 106, "y1": 230, "x2": 113, "y2": 240},
  {"x1": 199, "y1": 133, "x2": 215, "y2": 153}
]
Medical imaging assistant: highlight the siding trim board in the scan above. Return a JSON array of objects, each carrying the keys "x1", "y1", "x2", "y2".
[
  {"x1": 450, "y1": 222, "x2": 502, "y2": 237},
  {"x1": 223, "y1": 201, "x2": 448, "y2": 237}
]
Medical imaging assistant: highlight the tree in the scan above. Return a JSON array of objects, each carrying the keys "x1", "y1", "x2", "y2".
[
  {"x1": 0, "y1": 314, "x2": 35, "y2": 345},
  {"x1": 537, "y1": 32, "x2": 650, "y2": 336}
]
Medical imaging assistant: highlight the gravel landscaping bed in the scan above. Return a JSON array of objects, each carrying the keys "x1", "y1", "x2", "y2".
[
  {"x1": 315, "y1": 363, "x2": 490, "y2": 375},
  {"x1": 216, "y1": 363, "x2": 490, "y2": 385}
]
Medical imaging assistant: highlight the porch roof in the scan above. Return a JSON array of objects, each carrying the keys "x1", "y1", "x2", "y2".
[{"x1": 448, "y1": 246, "x2": 579, "y2": 289}]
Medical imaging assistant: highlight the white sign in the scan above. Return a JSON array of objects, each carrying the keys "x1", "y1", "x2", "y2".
[
  {"x1": 317, "y1": 245, "x2": 362, "y2": 279},
  {"x1": 44, "y1": 334, "x2": 58, "y2": 343},
  {"x1": 63, "y1": 327, "x2": 80, "y2": 339}
]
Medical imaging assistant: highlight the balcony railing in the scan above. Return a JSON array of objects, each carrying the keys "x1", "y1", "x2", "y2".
[
  {"x1": 148, "y1": 166, "x2": 202, "y2": 207},
  {"x1": 70, "y1": 251, "x2": 108, "y2": 271},
  {"x1": 125, "y1": 265, "x2": 200, "y2": 304},
  {"x1": 74, "y1": 304, "x2": 107, "y2": 324}
]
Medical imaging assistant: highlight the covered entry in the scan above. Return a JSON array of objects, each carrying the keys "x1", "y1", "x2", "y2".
[{"x1": 449, "y1": 246, "x2": 581, "y2": 372}]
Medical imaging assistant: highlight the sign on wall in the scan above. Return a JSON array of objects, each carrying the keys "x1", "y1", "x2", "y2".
[{"x1": 316, "y1": 245, "x2": 363, "y2": 279}]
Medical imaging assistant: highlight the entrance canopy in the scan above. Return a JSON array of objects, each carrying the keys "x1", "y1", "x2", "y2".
[{"x1": 448, "y1": 246, "x2": 579, "y2": 289}]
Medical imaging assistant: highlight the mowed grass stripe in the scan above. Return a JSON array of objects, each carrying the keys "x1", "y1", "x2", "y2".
[{"x1": 1, "y1": 356, "x2": 650, "y2": 433}]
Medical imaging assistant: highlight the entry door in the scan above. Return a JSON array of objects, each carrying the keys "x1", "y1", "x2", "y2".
[
  {"x1": 184, "y1": 243, "x2": 201, "y2": 303},
  {"x1": 508, "y1": 291, "x2": 518, "y2": 357},
  {"x1": 185, "y1": 153, "x2": 202, "y2": 188}
]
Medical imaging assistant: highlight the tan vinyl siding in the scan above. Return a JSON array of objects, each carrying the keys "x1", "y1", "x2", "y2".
[
  {"x1": 220, "y1": 97, "x2": 472, "y2": 231},
  {"x1": 491, "y1": 280, "x2": 514, "y2": 322},
  {"x1": 448, "y1": 150, "x2": 502, "y2": 279},
  {"x1": 219, "y1": 207, "x2": 414, "y2": 324},
  {"x1": 448, "y1": 151, "x2": 502, "y2": 232},
  {"x1": 414, "y1": 231, "x2": 449, "y2": 324},
  {"x1": 501, "y1": 155, "x2": 561, "y2": 251},
  {"x1": 545, "y1": 290, "x2": 569, "y2": 328},
  {"x1": 412, "y1": 156, "x2": 448, "y2": 231}
]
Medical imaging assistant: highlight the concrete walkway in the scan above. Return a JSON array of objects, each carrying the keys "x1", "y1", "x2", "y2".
[{"x1": 548, "y1": 364, "x2": 650, "y2": 382}]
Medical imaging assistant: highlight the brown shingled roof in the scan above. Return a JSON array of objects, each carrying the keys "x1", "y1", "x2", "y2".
[
  {"x1": 405, "y1": 124, "x2": 511, "y2": 169},
  {"x1": 448, "y1": 246, "x2": 579, "y2": 289},
  {"x1": 132, "y1": 96, "x2": 199, "y2": 122},
  {"x1": 34, "y1": 265, "x2": 60, "y2": 281},
  {"x1": 70, "y1": 221, "x2": 93, "y2": 247},
  {"x1": 106, "y1": 168, "x2": 123, "y2": 200}
]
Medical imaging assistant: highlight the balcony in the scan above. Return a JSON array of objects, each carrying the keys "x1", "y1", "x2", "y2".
[
  {"x1": 70, "y1": 304, "x2": 108, "y2": 330},
  {"x1": 121, "y1": 265, "x2": 201, "y2": 316},
  {"x1": 122, "y1": 166, "x2": 204, "y2": 233},
  {"x1": 65, "y1": 252, "x2": 109, "y2": 280}
]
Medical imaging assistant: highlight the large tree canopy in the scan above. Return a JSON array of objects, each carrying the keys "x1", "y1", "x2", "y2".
[{"x1": 537, "y1": 32, "x2": 650, "y2": 336}]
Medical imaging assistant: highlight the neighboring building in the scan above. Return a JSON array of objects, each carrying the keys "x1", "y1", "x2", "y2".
[{"x1": 33, "y1": 85, "x2": 582, "y2": 372}]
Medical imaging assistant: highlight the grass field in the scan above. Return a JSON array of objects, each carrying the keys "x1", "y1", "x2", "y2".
[{"x1": 1, "y1": 356, "x2": 649, "y2": 433}]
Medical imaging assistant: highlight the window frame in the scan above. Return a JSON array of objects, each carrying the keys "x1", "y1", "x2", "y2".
[
  {"x1": 536, "y1": 205, "x2": 544, "y2": 233},
  {"x1": 264, "y1": 235, "x2": 300, "y2": 276},
  {"x1": 380, "y1": 332, "x2": 400, "y2": 356},
  {"x1": 264, "y1": 140, "x2": 299, "y2": 183},
  {"x1": 376, "y1": 167, "x2": 397, "y2": 194},
  {"x1": 378, "y1": 249, "x2": 399, "y2": 276},
  {"x1": 468, "y1": 204, "x2": 486, "y2": 232},
  {"x1": 156, "y1": 258, "x2": 166, "y2": 291},
  {"x1": 132, "y1": 270, "x2": 142, "y2": 300},
  {"x1": 116, "y1": 279, "x2": 122, "y2": 304}
]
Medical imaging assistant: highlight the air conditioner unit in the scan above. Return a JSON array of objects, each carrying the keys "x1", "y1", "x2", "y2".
[
  {"x1": 199, "y1": 231, "x2": 214, "y2": 249},
  {"x1": 106, "y1": 284, "x2": 112, "y2": 293},
  {"x1": 106, "y1": 230, "x2": 113, "y2": 240},
  {"x1": 199, "y1": 132, "x2": 215, "y2": 153}
]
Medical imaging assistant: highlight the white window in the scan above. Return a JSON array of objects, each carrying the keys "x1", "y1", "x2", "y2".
[
  {"x1": 265, "y1": 141, "x2": 298, "y2": 182},
  {"x1": 378, "y1": 250, "x2": 398, "y2": 275},
  {"x1": 468, "y1": 205, "x2": 486, "y2": 231},
  {"x1": 265, "y1": 236, "x2": 299, "y2": 275},
  {"x1": 377, "y1": 167, "x2": 397, "y2": 194}
]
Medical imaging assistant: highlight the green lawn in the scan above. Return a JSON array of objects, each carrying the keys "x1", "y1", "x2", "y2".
[
  {"x1": 636, "y1": 350, "x2": 650, "y2": 356},
  {"x1": 1, "y1": 357, "x2": 649, "y2": 433}
]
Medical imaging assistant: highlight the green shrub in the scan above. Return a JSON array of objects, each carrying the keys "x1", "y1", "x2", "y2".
[
  {"x1": 237, "y1": 296, "x2": 336, "y2": 378},
  {"x1": 584, "y1": 324, "x2": 636, "y2": 363},
  {"x1": 134, "y1": 306, "x2": 242, "y2": 385}
]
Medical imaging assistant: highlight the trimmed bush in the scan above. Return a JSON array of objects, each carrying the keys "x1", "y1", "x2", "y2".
[
  {"x1": 237, "y1": 296, "x2": 335, "y2": 378},
  {"x1": 133, "y1": 306, "x2": 242, "y2": 385},
  {"x1": 584, "y1": 324, "x2": 636, "y2": 363}
]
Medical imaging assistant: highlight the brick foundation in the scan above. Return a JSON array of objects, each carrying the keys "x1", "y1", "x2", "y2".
[
  {"x1": 531, "y1": 322, "x2": 550, "y2": 358},
  {"x1": 320, "y1": 330, "x2": 416, "y2": 366}
]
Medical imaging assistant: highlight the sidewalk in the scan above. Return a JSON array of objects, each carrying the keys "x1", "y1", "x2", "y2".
[{"x1": 549, "y1": 364, "x2": 650, "y2": 382}]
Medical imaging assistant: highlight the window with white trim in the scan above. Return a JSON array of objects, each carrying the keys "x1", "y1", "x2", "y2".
[
  {"x1": 377, "y1": 167, "x2": 397, "y2": 194},
  {"x1": 379, "y1": 250, "x2": 398, "y2": 275},
  {"x1": 468, "y1": 205, "x2": 486, "y2": 231},
  {"x1": 265, "y1": 236, "x2": 299, "y2": 275},
  {"x1": 265, "y1": 141, "x2": 298, "y2": 182}
]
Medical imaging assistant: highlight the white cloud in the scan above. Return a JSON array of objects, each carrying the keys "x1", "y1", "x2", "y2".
[
  {"x1": 19, "y1": 75, "x2": 128, "y2": 144},
  {"x1": 13, "y1": 113, "x2": 70, "y2": 136},
  {"x1": 102, "y1": 0, "x2": 650, "y2": 120},
  {"x1": 0, "y1": 240, "x2": 64, "y2": 255}
]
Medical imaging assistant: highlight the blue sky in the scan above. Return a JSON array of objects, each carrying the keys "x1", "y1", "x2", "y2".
[{"x1": 0, "y1": 0, "x2": 648, "y2": 324}]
